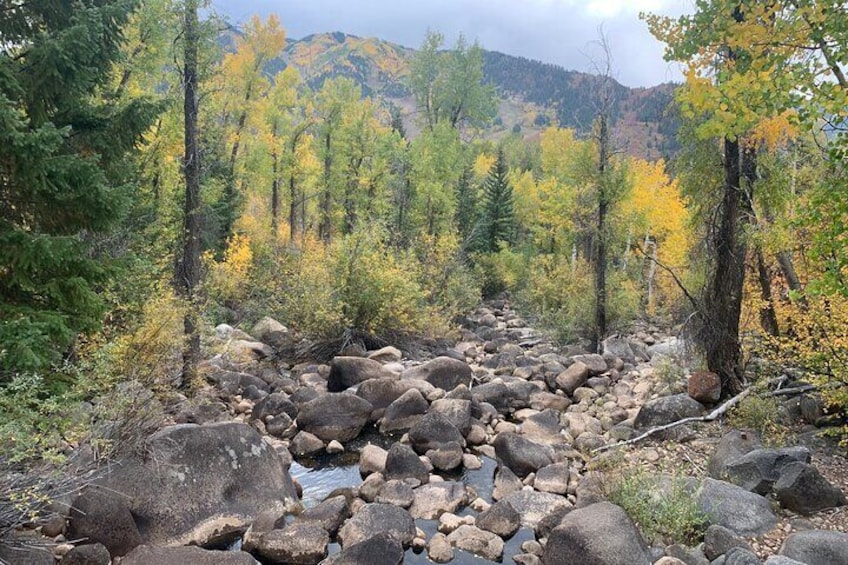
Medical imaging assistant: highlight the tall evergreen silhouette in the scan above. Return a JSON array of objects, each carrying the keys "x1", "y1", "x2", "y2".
[{"x1": 479, "y1": 147, "x2": 515, "y2": 252}]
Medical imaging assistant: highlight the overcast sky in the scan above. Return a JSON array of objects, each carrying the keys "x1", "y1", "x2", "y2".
[{"x1": 211, "y1": 0, "x2": 694, "y2": 88}]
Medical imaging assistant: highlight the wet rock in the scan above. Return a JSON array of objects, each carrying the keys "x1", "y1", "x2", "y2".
[
  {"x1": 380, "y1": 388, "x2": 429, "y2": 433},
  {"x1": 780, "y1": 530, "x2": 848, "y2": 565},
  {"x1": 774, "y1": 461, "x2": 847, "y2": 514},
  {"x1": 401, "y1": 357, "x2": 472, "y2": 391},
  {"x1": 698, "y1": 478, "x2": 777, "y2": 536},
  {"x1": 409, "y1": 412, "x2": 464, "y2": 454},
  {"x1": 256, "y1": 523, "x2": 329, "y2": 564},
  {"x1": 338, "y1": 503, "x2": 415, "y2": 548},
  {"x1": 297, "y1": 393, "x2": 372, "y2": 442},
  {"x1": 724, "y1": 447, "x2": 811, "y2": 494},
  {"x1": 476, "y1": 499, "x2": 520, "y2": 538},
  {"x1": 446, "y1": 525, "x2": 504, "y2": 561},
  {"x1": 299, "y1": 495, "x2": 351, "y2": 536},
  {"x1": 543, "y1": 502, "x2": 652, "y2": 565},
  {"x1": 408, "y1": 481, "x2": 466, "y2": 519},
  {"x1": 120, "y1": 546, "x2": 258, "y2": 565},
  {"x1": 290, "y1": 431, "x2": 325, "y2": 456},
  {"x1": 634, "y1": 393, "x2": 704, "y2": 429},
  {"x1": 384, "y1": 443, "x2": 429, "y2": 484},
  {"x1": 492, "y1": 432, "x2": 554, "y2": 478},
  {"x1": 323, "y1": 532, "x2": 404, "y2": 565}
]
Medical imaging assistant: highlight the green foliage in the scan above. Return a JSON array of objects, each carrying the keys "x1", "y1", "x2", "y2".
[
  {"x1": 477, "y1": 147, "x2": 516, "y2": 253},
  {"x1": 0, "y1": 0, "x2": 158, "y2": 375},
  {"x1": 472, "y1": 245, "x2": 528, "y2": 299},
  {"x1": 606, "y1": 471, "x2": 708, "y2": 546},
  {"x1": 728, "y1": 394, "x2": 787, "y2": 446}
]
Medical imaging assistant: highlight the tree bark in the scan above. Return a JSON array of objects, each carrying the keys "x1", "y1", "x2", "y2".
[
  {"x1": 176, "y1": 0, "x2": 202, "y2": 387},
  {"x1": 319, "y1": 130, "x2": 333, "y2": 244},
  {"x1": 592, "y1": 114, "x2": 609, "y2": 354}
]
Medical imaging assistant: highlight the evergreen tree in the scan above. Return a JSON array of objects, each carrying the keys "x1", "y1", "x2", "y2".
[
  {"x1": 454, "y1": 162, "x2": 478, "y2": 248},
  {"x1": 0, "y1": 0, "x2": 156, "y2": 374},
  {"x1": 478, "y1": 147, "x2": 515, "y2": 252}
]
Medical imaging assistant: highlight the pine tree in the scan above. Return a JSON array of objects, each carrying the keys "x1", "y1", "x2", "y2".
[
  {"x1": 478, "y1": 147, "x2": 515, "y2": 253},
  {"x1": 0, "y1": 0, "x2": 156, "y2": 374},
  {"x1": 454, "y1": 162, "x2": 478, "y2": 248}
]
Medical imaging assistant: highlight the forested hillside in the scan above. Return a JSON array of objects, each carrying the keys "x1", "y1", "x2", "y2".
[{"x1": 1, "y1": 1, "x2": 847, "y2": 563}]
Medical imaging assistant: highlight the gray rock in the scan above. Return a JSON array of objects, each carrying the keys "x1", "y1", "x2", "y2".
[
  {"x1": 290, "y1": 431, "x2": 325, "y2": 456},
  {"x1": 401, "y1": 357, "x2": 472, "y2": 391},
  {"x1": 724, "y1": 547, "x2": 762, "y2": 565},
  {"x1": 328, "y1": 356, "x2": 397, "y2": 392},
  {"x1": 322, "y1": 532, "x2": 404, "y2": 565},
  {"x1": 359, "y1": 444, "x2": 388, "y2": 476},
  {"x1": 297, "y1": 393, "x2": 372, "y2": 442},
  {"x1": 476, "y1": 500, "x2": 520, "y2": 538},
  {"x1": 408, "y1": 481, "x2": 466, "y2": 519},
  {"x1": 207, "y1": 370, "x2": 269, "y2": 395},
  {"x1": 542, "y1": 502, "x2": 652, "y2": 565},
  {"x1": 338, "y1": 503, "x2": 415, "y2": 548},
  {"x1": 355, "y1": 379, "x2": 416, "y2": 420},
  {"x1": 764, "y1": 557, "x2": 806, "y2": 565},
  {"x1": 665, "y1": 543, "x2": 710, "y2": 565},
  {"x1": 0, "y1": 543, "x2": 54, "y2": 565},
  {"x1": 704, "y1": 524, "x2": 753, "y2": 560},
  {"x1": 251, "y1": 392, "x2": 297, "y2": 422},
  {"x1": 67, "y1": 487, "x2": 142, "y2": 557},
  {"x1": 493, "y1": 464, "x2": 523, "y2": 501},
  {"x1": 555, "y1": 362, "x2": 589, "y2": 395},
  {"x1": 602, "y1": 337, "x2": 636, "y2": 364},
  {"x1": 380, "y1": 388, "x2": 428, "y2": 433},
  {"x1": 428, "y1": 398, "x2": 472, "y2": 436},
  {"x1": 780, "y1": 530, "x2": 848, "y2": 565},
  {"x1": 428, "y1": 532, "x2": 454, "y2": 563},
  {"x1": 534, "y1": 505, "x2": 573, "y2": 539},
  {"x1": 384, "y1": 443, "x2": 429, "y2": 484},
  {"x1": 121, "y1": 546, "x2": 258, "y2": 565},
  {"x1": 299, "y1": 495, "x2": 350, "y2": 536},
  {"x1": 570, "y1": 354, "x2": 608, "y2": 375},
  {"x1": 774, "y1": 462, "x2": 847, "y2": 514},
  {"x1": 427, "y1": 441, "x2": 464, "y2": 471},
  {"x1": 493, "y1": 432, "x2": 554, "y2": 478},
  {"x1": 367, "y1": 346, "x2": 403, "y2": 363},
  {"x1": 471, "y1": 380, "x2": 512, "y2": 412},
  {"x1": 446, "y1": 525, "x2": 505, "y2": 561},
  {"x1": 708, "y1": 430, "x2": 762, "y2": 479},
  {"x1": 634, "y1": 394, "x2": 704, "y2": 429},
  {"x1": 698, "y1": 478, "x2": 777, "y2": 536},
  {"x1": 503, "y1": 490, "x2": 571, "y2": 528},
  {"x1": 534, "y1": 462, "x2": 570, "y2": 495},
  {"x1": 59, "y1": 544, "x2": 111, "y2": 565},
  {"x1": 408, "y1": 412, "x2": 464, "y2": 454},
  {"x1": 724, "y1": 447, "x2": 811, "y2": 494},
  {"x1": 376, "y1": 480, "x2": 415, "y2": 508},
  {"x1": 251, "y1": 317, "x2": 289, "y2": 347},
  {"x1": 256, "y1": 523, "x2": 329, "y2": 564}
]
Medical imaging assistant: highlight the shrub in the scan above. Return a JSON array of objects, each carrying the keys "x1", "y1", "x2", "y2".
[
  {"x1": 606, "y1": 470, "x2": 707, "y2": 546},
  {"x1": 728, "y1": 393, "x2": 788, "y2": 446},
  {"x1": 472, "y1": 244, "x2": 528, "y2": 298}
]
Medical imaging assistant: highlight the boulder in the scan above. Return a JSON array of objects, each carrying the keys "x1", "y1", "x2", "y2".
[
  {"x1": 408, "y1": 412, "x2": 464, "y2": 454},
  {"x1": 688, "y1": 371, "x2": 721, "y2": 404},
  {"x1": 255, "y1": 523, "x2": 329, "y2": 564},
  {"x1": 408, "y1": 482, "x2": 467, "y2": 520},
  {"x1": 359, "y1": 444, "x2": 388, "y2": 476},
  {"x1": 774, "y1": 461, "x2": 847, "y2": 514},
  {"x1": 555, "y1": 362, "x2": 589, "y2": 395},
  {"x1": 503, "y1": 490, "x2": 571, "y2": 529},
  {"x1": 59, "y1": 543, "x2": 111, "y2": 565},
  {"x1": 401, "y1": 357, "x2": 472, "y2": 391},
  {"x1": 251, "y1": 392, "x2": 297, "y2": 422},
  {"x1": 296, "y1": 393, "x2": 372, "y2": 442},
  {"x1": 602, "y1": 337, "x2": 636, "y2": 364},
  {"x1": 709, "y1": 430, "x2": 762, "y2": 479},
  {"x1": 376, "y1": 480, "x2": 415, "y2": 508},
  {"x1": 120, "y1": 545, "x2": 258, "y2": 565},
  {"x1": 428, "y1": 532, "x2": 454, "y2": 563},
  {"x1": 493, "y1": 464, "x2": 524, "y2": 501},
  {"x1": 724, "y1": 447, "x2": 811, "y2": 494},
  {"x1": 67, "y1": 487, "x2": 142, "y2": 557},
  {"x1": 704, "y1": 524, "x2": 754, "y2": 560},
  {"x1": 476, "y1": 499, "x2": 520, "y2": 538},
  {"x1": 338, "y1": 503, "x2": 415, "y2": 548},
  {"x1": 724, "y1": 547, "x2": 763, "y2": 565},
  {"x1": 70, "y1": 423, "x2": 298, "y2": 549},
  {"x1": 542, "y1": 502, "x2": 652, "y2": 565},
  {"x1": 328, "y1": 357, "x2": 397, "y2": 392},
  {"x1": 384, "y1": 443, "x2": 430, "y2": 484},
  {"x1": 290, "y1": 431, "x2": 325, "y2": 456},
  {"x1": 356, "y1": 379, "x2": 414, "y2": 420},
  {"x1": 322, "y1": 532, "x2": 404, "y2": 565},
  {"x1": 299, "y1": 495, "x2": 351, "y2": 536},
  {"x1": 428, "y1": 398, "x2": 472, "y2": 436},
  {"x1": 471, "y1": 380, "x2": 512, "y2": 412},
  {"x1": 634, "y1": 394, "x2": 704, "y2": 429},
  {"x1": 492, "y1": 432, "x2": 554, "y2": 478},
  {"x1": 780, "y1": 530, "x2": 848, "y2": 565},
  {"x1": 534, "y1": 462, "x2": 570, "y2": 495},
  {"x1": 367, "y1": 346, "x2": 403, "y2": 363},
  {"x1": 570, "y1": 354, "x2": 608, "y2": 375},
  {"x1": 446, "y1": 525, "x2": 504, "y2": 561},
  {"x1": 207, "y1": 370, "x2": 269, "y2": 395},
  {"x1": 380, "y1": 388, "x2": 429, "y2": 433},
  {"x1": 427, "y1": 441, "x2": 464, "y2": 471},
  {"x1": 251, "y1": 317, "x2": 289, "y2": 347},
  {"x1": 698, "y1": 478, "x2": 777, "y2": 536}
]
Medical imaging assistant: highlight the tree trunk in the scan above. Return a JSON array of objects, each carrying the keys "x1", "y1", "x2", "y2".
[
  {"x1": 176, "y1": 0, "x2": 202, "y2": 387},
  {"x1": 702, "y1": 137, "x2": 748, "y2": 395},
  {"x1": 592, "y1": 115, "x2": 609, "y2": 354},
  {"x1": 319, "y1": 131, "x2": 333, "y2": 244},
  {"x1": 271, "y1": 148, "x2": 279, "y2": 235},
  {"x1": 756, "y1": 249, "x2": 780, "y2": 337}
]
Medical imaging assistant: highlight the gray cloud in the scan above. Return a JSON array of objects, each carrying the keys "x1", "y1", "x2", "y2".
[{"x1": 210, "y1": 0, "x2": 690, "y2": 87}]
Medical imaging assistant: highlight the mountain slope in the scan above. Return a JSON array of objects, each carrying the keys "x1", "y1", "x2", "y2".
[{"x1": 271, "y1": 32, "x2": 679, "y2": 159}]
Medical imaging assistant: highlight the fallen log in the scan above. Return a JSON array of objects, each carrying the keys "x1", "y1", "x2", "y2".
[{"x1": 592, "y1": 388, "x2": 752, "y2": 454}]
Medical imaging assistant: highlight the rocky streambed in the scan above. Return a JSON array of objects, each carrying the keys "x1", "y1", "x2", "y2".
[{"x1": 4, "y1": 301, "x2": 848, "y2": 565}]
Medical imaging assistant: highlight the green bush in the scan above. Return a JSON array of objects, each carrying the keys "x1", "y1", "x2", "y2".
[
  {"x1": 472, "y1": 244, "x2": 528, "y2": 298},
  {"x1": 606, "y1": 471, "x2": 707, "y2": 546},
  {"x1": 728, "y1": 394, "x2": 787, "y2": 446}
]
